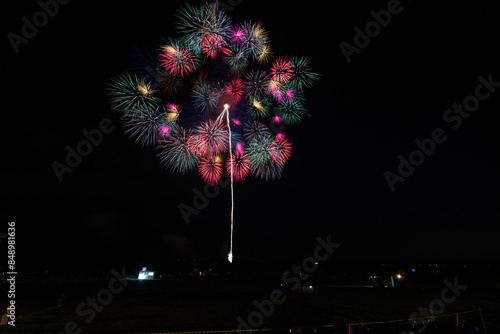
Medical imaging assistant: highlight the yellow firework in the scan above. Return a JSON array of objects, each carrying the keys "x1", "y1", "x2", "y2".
[
  {"x1": 257, "y1": 44, "x2": 273, "y2": 64},
  {"x1": 136, "y1": 80, "x2": 153, "y2": 97},
  {"x1": 252, "y1": 98, "x2": 266, "y2": 112}
]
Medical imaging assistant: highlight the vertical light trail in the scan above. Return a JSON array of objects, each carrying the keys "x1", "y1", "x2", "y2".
[{"x1": 224, "y1": 104, "x2": 234, "y2": 263}]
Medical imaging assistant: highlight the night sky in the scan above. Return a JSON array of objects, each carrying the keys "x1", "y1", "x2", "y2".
[{"x1": 3, "y1": 0, "x2": 500, "y2": 271}]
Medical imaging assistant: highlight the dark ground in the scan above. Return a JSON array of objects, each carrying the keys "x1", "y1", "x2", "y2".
[{"x1": 1, "y1": 269, "x2": 499, "y2": 333}]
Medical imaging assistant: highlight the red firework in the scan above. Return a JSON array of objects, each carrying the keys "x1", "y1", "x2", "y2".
[
  {"x1": 270, "y1": 57, "x2": 294, "y2": 83},
  {"x1": 226, "y1": 151, "x2": 251, "y2": 182},
  {"x1": 188, "y1": 119, "x2": 229, "y2": 156},
  {"x1": 201, "y1": 34, "x2": 230, "y2": 59},
  {"x1": 199, "y1": 156, "x2": 224, "y2": 184},
  {"x1": 271, "y1": 136, "x2": 292, "y2": 164},
  {"x1": 225, "y1": 78, "x2": 245, "y2": 103},
  {"x1": 159, "y1": 44, "x2": 198, "y2": 77}
]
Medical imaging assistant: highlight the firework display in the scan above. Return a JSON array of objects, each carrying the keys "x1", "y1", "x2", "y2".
[{"x1": 107, "y1": 1, "x2": 318, "y2": 262}]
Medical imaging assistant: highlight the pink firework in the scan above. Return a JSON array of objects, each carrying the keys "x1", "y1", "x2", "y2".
[
  {"x1": 285, "y1": 88, "x2": 295, "y2": 100},
  {"x1": 159, "y1": 126, "x2": 170, "y2": 137},
  {"x1": 188, "y1": 119, "x2": 229, "y2": 156},
  {"x1": 159, "y1": 43, "x2": 198, "y2": 77},
  {"x1": 269, "y1": 80, "x2": 284, "y2": 102},
  {"x1": 271, "y1": 136, "x2": 292, "y2": 164},
  {"x1": 230, "y1": 26, "x2": 247, "y2": 45},
  {"x1": 271, "y1": 57, "x2": 294, "y2": 83},
  {"x1": 199, "y1": 156, "x2": 224, "y2": 184},
  {"x1": 275, "y1": 132, "x2": 286, "y2": 141},
  {"x1": 165, "y1": 103, "x2": 179, "y2": 112},
  {"x1": 235, "y1": 142, "x2": 245, "y2": 155},
  {"x1": 226, "y1": 151, "x2": 251, "y2": 182},
  {"x1": 225, "y1": 78, "x2": 245, "y2": 103},
  {"x1": 272, "y1": 115, "x2": 282, "y2": 125}
]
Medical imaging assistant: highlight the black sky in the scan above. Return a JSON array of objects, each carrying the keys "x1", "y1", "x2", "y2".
[{"x1": 2, "y1": 0, "x2": 500, "y2": 271}]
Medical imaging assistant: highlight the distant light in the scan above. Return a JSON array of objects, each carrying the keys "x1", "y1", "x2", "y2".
[
  {"x1": 142, "y1": 267, "x2": 147, "y2": 272},
  {"x1": 309, "y1": 285, "x2": 313, "y2": 289},
  {"x1": 138, "y1": 271, "x2": 155, "y2": 279},
  {"x1": 412, "y1": 268, "x2": 416, "y2": 272},
  {"x1": 397, "y1": 274, "x2": 402, "y2": 279}
]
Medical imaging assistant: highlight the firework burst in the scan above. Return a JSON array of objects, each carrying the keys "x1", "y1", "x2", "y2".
[
  {"x1": 124, "y1": 105, "x2": 169, "y2": 147},
  {"x1": 243, "y1": 21, "x2": 272, "y2": 63},
  {"x1": 245, "y1": 134, "x2": 287, "y2": 181},
  {"x1": 275, "y1": 97, "x2": 310, "y2": 125},
  {"x1": 289, "y1": 56, "x2": 319, "y2": 89},
  {"x1": 188, "y1": 119, "x2": 229, "y2": 156},
  {"x1": 225, "y1": 78, "x2": 245, "y2": 103},
  {"x1": 242, "y1": 121, "x2": 272, "y2": 142},
  {"x1": 157, "y1": 125, "x2": 199, "y2": 174},
  {"x1": 245, "y1": 69, "x2": 270, "y2": 98},
  {"x1": 192, "y1": 81, "x2": 222, "y2": 113},
  {"x1": 226, "y1": 149, "x2": 251, "y2": 182},
  {"x1": 271, "y1": 57, "x2": 295, "y2": 84},
  {"x1": 201, "y1": 34, "x2": 229, "y2": 59},
  {"x1": 198, "y1": 155, "x2": 224, "y2": 184},
  {"x1": 229, "y1": 25, "x2": 247, "y2": 45},
  {"x1": 271, "y1": 134, "x2": 293, "y2": 164},
  {"x1": 175, "y1": 2, "x2": 232, "y2": 54},
  {"x1": 247, "y1": 97, "x2": 271, "y2": 119},
  {"x1": 107, "y1": 73, "x2": 161, "y2": 118},
  {"x1": 224, "y1": 45, "x2": 249, "y2": 75},
  {"x1": 158, "y1": 69, "x2": 184, "y2": 95},
  {"x1": 108, "y1": 1, "x2": 318, "y2": 263},
  {"x1": 159, "y1": 39, "x2": 200, "y2": 77}
]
